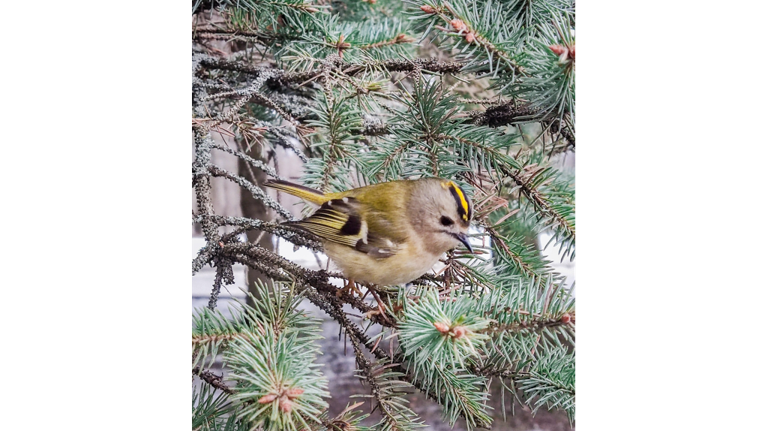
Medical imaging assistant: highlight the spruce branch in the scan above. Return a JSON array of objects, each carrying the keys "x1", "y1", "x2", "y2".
[
  {"x1": 295, "y1": 401, "x2": 373, "y2": 431},
  {"x1": 193, "y1": 1, "x2": 576, "y2": 426},
  {"x1": 350, "y1": 336, "x2": 426, "y2": 431},
  {"x1": 456, "y1": 97, "x2": 506, "y2": 106},
  {"x1": 498, "y1": 164, "x2": 575, "y2": 259},
  {"x1": 218, "y1": 242, "x2": 391, "y2": 324},
  {"x1": 192, "y1": 241, "x2": 217, "y2": 275},
  {"x1": 265, "y1": 59, "x2": 467, "y2": 85},
  {"x1": 193, "y1": 384, "x2": 245, "y2": 431},
  {"x1": 208, "y1": 164, "x2": 295, "y2": 220},
  {"x1": 193, "y1": 128, "x2": 222, "y2": 244},
  {"x1": 484, "y1": 224, "x2": 547, "y2": 280},
  {"x1": 516, "y1": 346, "x2": 575, "y2": 422},
  {"x1": 469, "y1": 100, "x2": 541, "y2": 127},
  {"x1": 209, "y1": 256, "x2": 235, "y2": 309},
  {"x1": 199, "y1": 56, "x2": 278, "y2": 77},
  {"x1": 416, "y1": 0, "x2": 525, "y2": 76},
  {"x1": 302, "y1": 285, "x2": 491, "y2": 428},
  {"x1": 192, "y1": 313, "x2": 244, "y2": 370},
  {"x1": 548, "y1": 115, "x2": 575, "y2": 149},
  {"x1": 506, "y1": 15, "x2": 574, "y2": 120},
  {"x1": 482, "y1": 314, "x2": 573, "y2": 336},
  {"x1": 194, "y1": 28, "x2": 280, "y2": 46},
  {"x1": 399, "y1": 288, "x2": 491, "y2": 370},
  {"x1": 210, "y1": 142, "x2": 285, "y2": 181},
  {"x1": 416, "y1": 365, "x2": 492, "y2": 429},
  {"x1": 192, "y1": 285, "x2": 335, "y2": 430},
  {"x1": 301, "y1": 283, "x2": 505, "y2": 429},
  {"x1": 226, "y1": 326, "x2": 330, "y2": 431},
  {"x1": 204, "y1": 82, "x2": 306, "y2": 130},
  {"x1": 193, "y1": 214, "x2": 323, "y2": 253},
  {"x1": 469, "y1": 278, "x2": 575, "y2": 383},
  {"x1": 505, "y1": 0, "x2": 575, "y2": 37},
  {"x1": 194, "y1": 367, "x2": 236, "y2": 395},
  {"x1": 303, "y1": 90, "x2": 363, "y2": 192},
  {"x1": 193, "y1": 282, "x2": 323, "y2": 370}
]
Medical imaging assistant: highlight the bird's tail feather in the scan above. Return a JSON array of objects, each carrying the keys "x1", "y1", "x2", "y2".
[{"x1": 264, "y1": 180, "x2": 328, "y2": 205}]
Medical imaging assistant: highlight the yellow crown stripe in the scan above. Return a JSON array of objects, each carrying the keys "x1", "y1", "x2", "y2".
[{"x1": 449, "y1": 181, "x2": 469, "y2": 221}]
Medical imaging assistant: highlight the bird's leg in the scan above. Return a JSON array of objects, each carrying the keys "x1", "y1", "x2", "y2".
[{"x1": 337, "y1": 278, "x2": 363, "y2": 298}]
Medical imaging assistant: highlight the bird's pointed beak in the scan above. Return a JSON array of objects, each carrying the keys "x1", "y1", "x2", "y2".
[{"x1": 454, "y1": 232, "x2": 473, "y2": 253}]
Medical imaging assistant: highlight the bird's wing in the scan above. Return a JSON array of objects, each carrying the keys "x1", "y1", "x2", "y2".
[{"x1": 290, "y1": 197, "x2": 398, "y2": 258}]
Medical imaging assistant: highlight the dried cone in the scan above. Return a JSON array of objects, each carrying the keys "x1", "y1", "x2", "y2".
[
  {"x1": 561, "y1": 313, "x2": 571, "y2": 323},
  {"x1": 420, "y1": 5, "x2": 436, "y2": 14},
  {"x1": 465, "y1": 32, "x2": 476, "y2": 43}
]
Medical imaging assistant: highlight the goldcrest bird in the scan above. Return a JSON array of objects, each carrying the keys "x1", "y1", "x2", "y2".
[{"x1": 265, "y1": 177, "x2": 474, "y2": 287}]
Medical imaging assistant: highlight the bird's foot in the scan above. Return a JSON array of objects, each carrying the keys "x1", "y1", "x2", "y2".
[{"x1": 337, "y1": 278, "x2": 363, "y2": 298}]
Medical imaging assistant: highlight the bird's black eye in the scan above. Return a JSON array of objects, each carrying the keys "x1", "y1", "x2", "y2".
[{"x1": 440, "y1": 216, "x2": 454, "y2": 226}]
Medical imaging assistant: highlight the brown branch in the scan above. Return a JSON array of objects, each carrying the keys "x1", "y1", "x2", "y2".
[
  {"x1": 193, "y1": 128, "x2": 221, "y2": 244},
  {"x1": 468, "y1": 100, "x2": 575, "y2": 156},
  {"x1": 457, "y1": 97, "x2": 507, "y2": 106},
  {"x1": 203, "y1": 86, "x2": 304, "y2": 130},
  {"x1": 208, "y1": 164, "x2": 295, "y2": 220},
  {"x1": 481, "y1": 314, "x2": 574, "y2": 335},
  {"x1": 194, "y1": 28, "x2": 278, "y2": 46},
  {"x1": 193, "y1": 367, "x2": 235, "y2": 395},
  {"x1": 209, "y1": 257, "x2": 235, "y2": 309},
  {"x1": 218, "y1": 243, "x2": 392, "y2": 325},
  {"x1": 192, "y1": 242, "x2": 216, "y2": 275},
  {"x1": 549, "y1": 116, "x2": 575, "y2": 149},
  {"x1": 202, "y1": 240, "x2": 488, "y2": 426},
  {"x1": 194, "y1": 214, "x2": 323, "y2": 252},
  {"x1": 469, "y1": 101, "x2": 541, "y2": 127},
  {"x1": 201, "y1": 57, "x2": 466, "y2": 88}
]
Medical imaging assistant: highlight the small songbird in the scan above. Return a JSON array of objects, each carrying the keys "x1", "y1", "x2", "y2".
[{"x1": 265, "y1": 177, "x2": 474, "y2": 287}]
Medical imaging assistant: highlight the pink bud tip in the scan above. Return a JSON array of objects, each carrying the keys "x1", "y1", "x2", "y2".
[
  {"x1": 258, "y1": 394, "x2": 277, "y2": 404},
  {"x1": 433, "y1": 321, "x2": 450, "y2": 333},
  {"x1": 450, "y1": 19, "x2": 467, "y2": 32},
  {"x1": 549, "y1": 44, "x2": 568, "y2": 56}
]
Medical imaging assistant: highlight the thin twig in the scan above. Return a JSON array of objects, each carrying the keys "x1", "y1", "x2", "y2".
[{"x1": 193, "y1": 367, "x2": 235, "y2": 395}]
